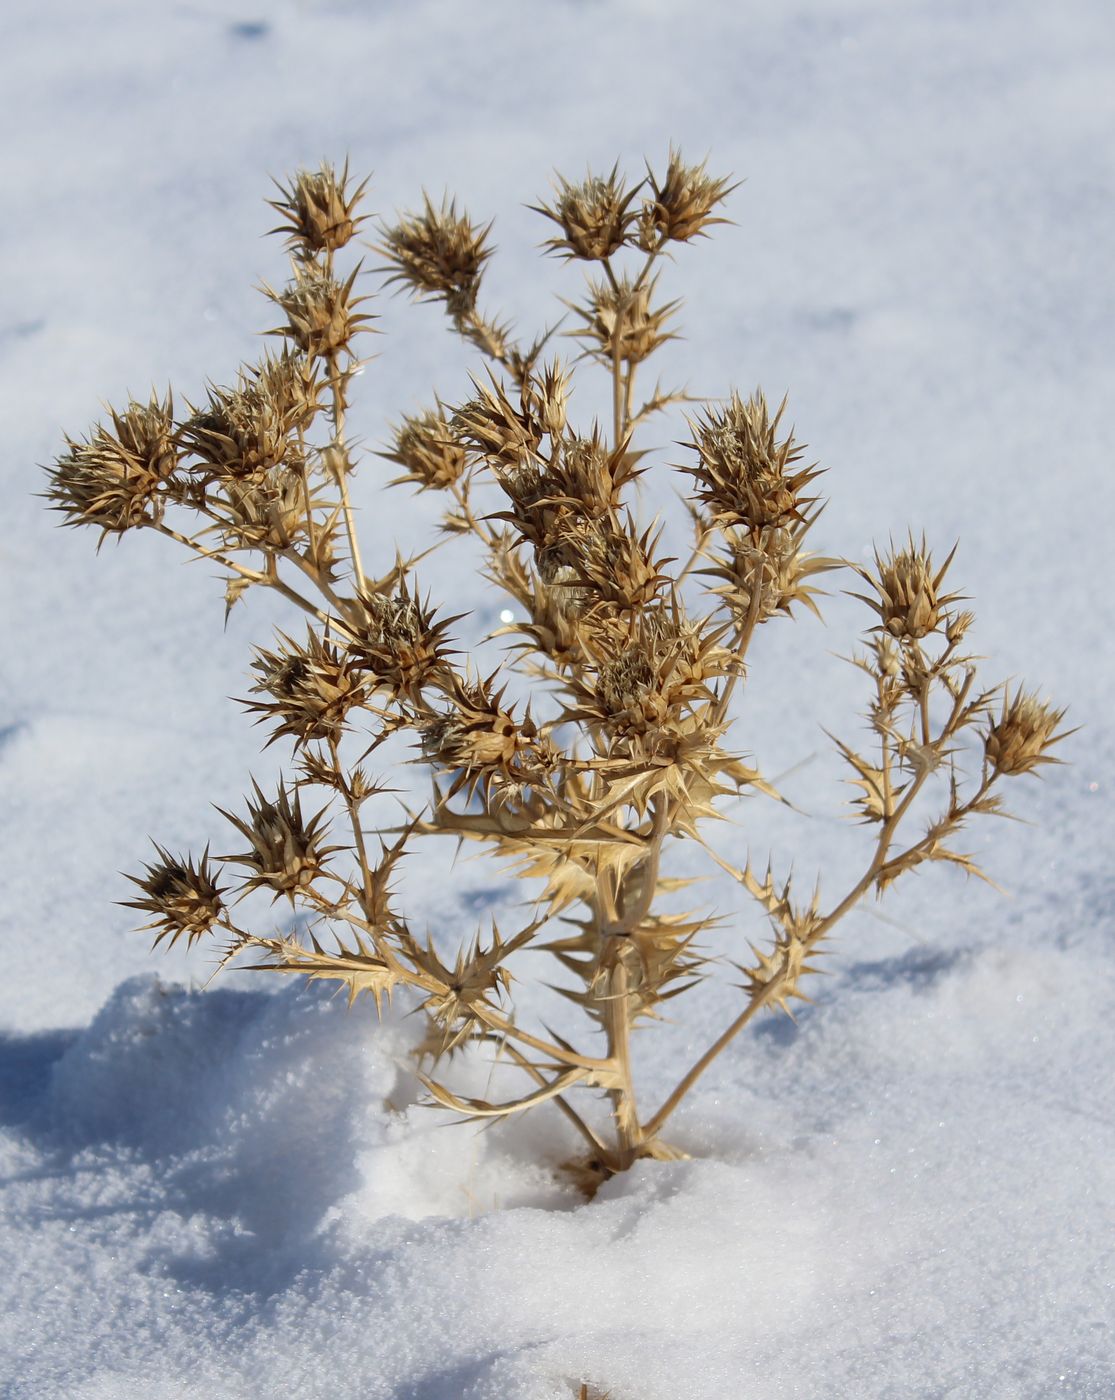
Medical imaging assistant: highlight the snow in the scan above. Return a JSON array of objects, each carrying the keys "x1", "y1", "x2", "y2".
[{"x1": 2, "y1": 1, "x2": 1114, "y2": 1395}]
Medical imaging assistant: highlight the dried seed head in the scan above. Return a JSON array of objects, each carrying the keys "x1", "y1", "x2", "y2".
[
  {"x1": 183, "y1": 375, "x2": 304, "y2": 483},
  {"x1": 552, "y1": 432, "x2": 637, "y2": 518},
  {"x1": 384, "y1": 403, "x2": 468, "y2": 492},
  {"x1": 423, "y1": 675, "x2": 557, "y2": 806},
  {"x1": 269, "y1": 159, "x2": 368, "y2": 255},
  {"x1": 566, "y1": 272, "x2": 680, "y2": 367},
  {"x1": 536, "y1": 359, "x2": 571, "y2": 440},
  {"x1": 350, "y1": 583, "x2": 455, "y2": 699},
  {"x1": 577, "y1": 603, "x2": 729, "y2": 750},
  {"x1": 494, "y1": 459, "x2": 584, "y2": 568},
  {"x1": 597, "y1": 648, "x2": 660, "y2": 727},
  {"x1": 454, "y1": 373, "x2": 545, "y2": 470},
  {"x1": 246, "y1": 629, "x2": 366, "y2": 747},
  {"x1": 498, "y1": 568, "x2": 591, "y2": 667},
  {"x1": 532, "y1": 164, "x2": 641, "y2": 261},
  {"x1": 249, "y1": 351, "x2": 324, "y2": 434},
  {"x1": 703, "y1": 523, "x2": 838, "y2": 625},
  {"x1": 561, "y1": 516, "x2": 669, "y2": 612},
  {"x1": 46, "y1": 393, "x2": 178, "y2": 538},
  {"x1": 378, "y1": 195, "x2": 493, "y2": 316},
  {"x1": 424, "y1": 705, "x2": 518, "y2": 771},
  {"x1": 858, "y1": 536, "x2": 961, "y2": 641},
  {"x1": 946, "y1": 609, "x2": 976, "y2": 646},
  {"x1": 493, "y1": 429, "x2": 641, "y2": 564},
  {"x1": 639, "y1": 148, "x2": 736, "y2": 250},
  {"x1": 984, "y1": 687, "x2": 1069, "y2": 777},
  {"x1": 220, "y1": 469, "x2": 312, "y2": 551},
  {"x1": 123, "y1": 845, "x2": 225, "y2": 948},
  {"x1": 219, "y1": 780, "x2": 339, "y2": 901},
  {"x1": 486, "y1": 535, "x2": 624, "y2": 667},
  {"x1": 269, "y1": 264, "x2": 374, "y2": 360},
  {"x1": 687, "y1": 391, "x2": 821, "y2": 535}
]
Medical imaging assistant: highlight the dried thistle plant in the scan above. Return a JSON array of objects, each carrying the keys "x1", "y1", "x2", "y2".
[{"x1": 46, "y1": 153, "x2": 1069, "y2": 1194}]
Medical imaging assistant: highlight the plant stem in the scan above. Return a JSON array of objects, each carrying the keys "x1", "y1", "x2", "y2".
[
  {"x1": 153, "y1": 524, "x2": 332, "y2": 626},
  {"x1": 710, "y1": 563, "x2": 766, "y2": 724},
  {"x1": 642, "y1": 982, "x2": 777, "y2": 1140},
  {"x1": 497, "y1": 1040, "x2": 607, "y2": 1156},
  {"x1": 330, "y1": 736, "x2": 377, "y2": 921},
  {"x1": 591, "y1": 798, "x2": 670, "y2": 1162},
  {"x1": 449, "y1": 473, "x2": 498, "y2": 549},
  {"x1": 326, "y1": 352, "x2": 365, "y2": 592},
  {"x1": 649, "y1": 662, "x2": 984, "y2": 1138},
  {"x1": 603, "y1": 951, "x2": 639, "y2": 1167},
  {"x1": 280, "y1": 544, "x2": 359, "y2": 628},
  {"x1": 611, "y1": 317, "x2": 625, "y2": 453},
  {"x1": 454, "y1": 306, "x2": 517, "y2": 377}
]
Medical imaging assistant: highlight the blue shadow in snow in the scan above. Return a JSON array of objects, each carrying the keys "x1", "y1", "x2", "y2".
[{"x1": 0, "y1": 1029, "x2": 76, "y2": 1128}]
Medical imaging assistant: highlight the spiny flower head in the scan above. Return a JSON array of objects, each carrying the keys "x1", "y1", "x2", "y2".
[
  {"x1": 423, "y1": 674, "x2": 557, "y2": 807},
  {"x1": 219, "y1": 780, "x2": 340, "y2": 901},
  {"x1": 639, "y1": 148, "x2": 736, "y2": 249},
  {"x1": 269, "y1": 264, "x2": 375, "y2": 361},
  {"x1": 492, "y1": 459, "x2": 575, "y2": 554},
  {"x1": 566, "y1": 272, "x2": 680, "y2": 367},
  {"x1": 491, "y1": 557, "x2": 591, "y2": 667},
  {"x1": 856, "y1": 535, "x2": 962, "y2": 641},
  {"x1": 569, "y1": 602, "x2": 729, "y2": 748},
  {"x1": 383, "y1": 403, "x2": 468, "y2": 492},
  {"x1": 269, "y1": 159, "x2": 369, "y2": 255},
  {"x1": 686, "y1": 390, "x2": 821, "y2": 536},
  {"x1": 47, "y1": 393, "x2": 178, "y2": 539},
  {"x1": 182, "y1": 376, "x2": 302, "y2": 482},
  {"x1": 984, "y1": 687, "x2": 1070, "y2": 777},
  {"x1": 218, "y1": 469, "x2": 315, "y2": 551},
  {"x1": 246, "y1": 628, "x2": 367, "y2": 748},
  {"x1": 378, "y1": 195, "x2": 493, "y2": 315},
  {"x1": 490, "y1": 429, "x2": 641, "y2": 565},
  {"x1": 532, "y1": 359, "x2": 571, "y2": 440},
  {"x1": 454, "y1": 372, "x2": 545, "y2": 470},
  {"x1": 532, "y1": 164, "x2": 641, "y2": 261},
  {"x1": 248, "y1": 350, "x2": 324, "y2": 434},
  {"x1": 122, "y1": 844, "x2": 225, "y2": 948},
  {"x1": 595, "y1": 647, "x2": 661, "y2": 728},
  {"x1": 350, "y1": 582, "x2": 456, "y2": 699},
  {"x1": 537, "y1": 515, "x2": 669, "y2": 615},
  {"x1": 548, "y1": 430, "x2": 643, "y2": 519},
  {"x1": 701, "y1": 522, "x2": 839, "y2": 625}
]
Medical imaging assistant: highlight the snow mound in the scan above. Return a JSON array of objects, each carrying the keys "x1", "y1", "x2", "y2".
[{"x1": 0, "y1": 945, "x2": 1109, "y2": 1397}]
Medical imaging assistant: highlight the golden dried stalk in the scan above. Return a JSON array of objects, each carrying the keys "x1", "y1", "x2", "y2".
[{"x1": 46, "y1": 154, "x2": 1068, "y2": 1194}]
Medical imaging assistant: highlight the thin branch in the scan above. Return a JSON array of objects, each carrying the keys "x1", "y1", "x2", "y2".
[
  {"x1": 153, "y1": 523, "x2": 332, "y2": 626},
  {"x1": 326, "y1": 351, "x2": 366, "y2": 591},
  {"x1": 496, "y1": 1039, "x2": 607, "y2": 1155}
]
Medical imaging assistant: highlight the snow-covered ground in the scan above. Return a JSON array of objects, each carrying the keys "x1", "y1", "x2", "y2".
[{"x1": 2, "y1": 2, "x2": 1113, "y2": 1396}]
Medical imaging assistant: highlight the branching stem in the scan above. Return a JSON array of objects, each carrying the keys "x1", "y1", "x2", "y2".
[
  {"x1": 648, "y1": 659, "x2": 985, "y2": 1138},
  {"x1": 153, "y1": 523, "x2": 332, "y2": 626}
]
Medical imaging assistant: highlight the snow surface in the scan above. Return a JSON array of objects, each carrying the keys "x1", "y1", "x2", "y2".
[{"x1": 2, "y1": 1, "x2": 1114, "y2": 1396}]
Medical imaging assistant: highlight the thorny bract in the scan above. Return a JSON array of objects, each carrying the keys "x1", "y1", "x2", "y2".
[{"x1": 46, "y1": 153, "x2": 1068, "y2": 1191}]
